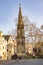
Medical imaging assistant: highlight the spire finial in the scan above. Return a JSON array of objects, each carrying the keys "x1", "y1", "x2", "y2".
[
  {"x1": 18, "y1": 4, "x2": 23, "y2": 24},
  {"x1": 19, "y1": 3, "x2": 21, "y2": 7},
  {"x1": 19, "y1": 3, "x2": 21, "y2": 13}
]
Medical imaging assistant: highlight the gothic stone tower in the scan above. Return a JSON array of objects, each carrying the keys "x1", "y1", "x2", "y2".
[{"x1": 17, "y1": 4, "x2": 25, "y2": 53}]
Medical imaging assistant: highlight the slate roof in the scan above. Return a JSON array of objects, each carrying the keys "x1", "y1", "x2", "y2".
[{"x1": 3, "y1": 35, "x2": 11, "y2": 41}]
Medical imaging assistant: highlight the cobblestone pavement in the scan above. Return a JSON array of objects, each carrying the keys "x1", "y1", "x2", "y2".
[{"x1": 0, "y1": 59, "x2": 43, "y2": 65}]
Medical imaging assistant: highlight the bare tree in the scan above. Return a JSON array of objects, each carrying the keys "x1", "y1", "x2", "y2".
[{"x1": 8, "y1": 16, "x2": 43, "y2": 45}]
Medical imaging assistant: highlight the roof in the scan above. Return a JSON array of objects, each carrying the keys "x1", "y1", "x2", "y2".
[
  {"x1": 0, "y1": 31, "x2": 2, "y2": 33},
  {"x1": 3, "y1": 35, "x2": 11, "y2": 41}
]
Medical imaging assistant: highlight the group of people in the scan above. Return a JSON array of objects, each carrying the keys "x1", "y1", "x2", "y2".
[{"x1": 11, "y1": 53, "x2": 21, "y2": 61}]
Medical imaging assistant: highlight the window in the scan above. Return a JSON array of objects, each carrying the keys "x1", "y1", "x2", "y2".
[
  {"x1": 3, "y1": 40, "x2": 4, "y2": 43},
  {"x1": 0, "y1": 46, "x2": 1, "y2": 50},
  {"x1": 0, "y1": 56, "x2": 2, "y2": 58},
  {"x1": 3, "y1": 52, "x2": 4, "y2": 55},
  {"x1": 3, "y1": 46, "x2": 4, "y2": 49}
]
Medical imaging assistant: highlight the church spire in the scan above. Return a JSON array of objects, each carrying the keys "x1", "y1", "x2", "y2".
[
  {"x1": 17, "y1": 4, "x2": 25, "y2": 53},
  {"x1": 18, "y1": 4, "x2": 23, "y2": 24}
]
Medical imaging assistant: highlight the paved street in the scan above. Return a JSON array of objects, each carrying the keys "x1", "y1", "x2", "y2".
[{"x1": 0, "y1": 59, "x2": 43, "y2": 65}]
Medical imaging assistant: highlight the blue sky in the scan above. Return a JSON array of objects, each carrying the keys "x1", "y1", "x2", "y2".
[{"x1": 0, "y1": 0, "x2": 43, "y2": 34}]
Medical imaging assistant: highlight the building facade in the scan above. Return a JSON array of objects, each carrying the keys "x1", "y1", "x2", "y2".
[
  {"x1": 25, "y1": 42, "x2": 34, "y2": 54},
  {"x1": 0, "y1": 31, "x2": 14, "y2": 60}
]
